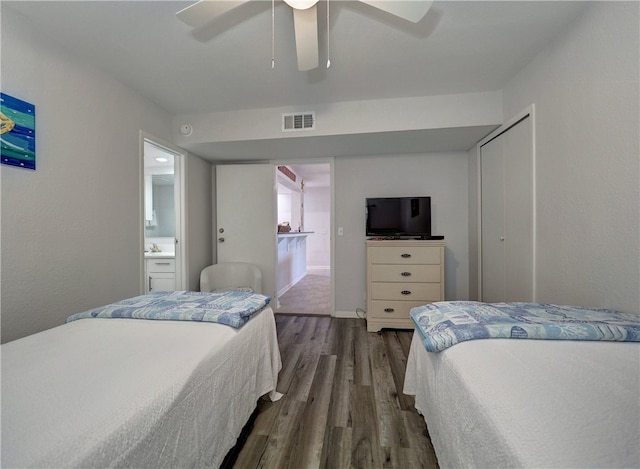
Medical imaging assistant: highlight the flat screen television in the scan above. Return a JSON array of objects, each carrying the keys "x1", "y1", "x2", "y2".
[{"x1": 366, "y1": 196, "x2": 432, "y2": 238}]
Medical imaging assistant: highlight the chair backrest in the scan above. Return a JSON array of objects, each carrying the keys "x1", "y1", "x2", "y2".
[{"x1": 199, "y1": 262, "x2": 263, "y2": 294}]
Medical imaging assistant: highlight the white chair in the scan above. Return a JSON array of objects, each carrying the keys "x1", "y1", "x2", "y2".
[{"x1": 199, "y1": 262, "x2": 263, "y2": 294}]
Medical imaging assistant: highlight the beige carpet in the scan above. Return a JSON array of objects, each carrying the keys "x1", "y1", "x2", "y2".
[{"x1": 276, "y1": 270, "x2": 331, "y2": 315}]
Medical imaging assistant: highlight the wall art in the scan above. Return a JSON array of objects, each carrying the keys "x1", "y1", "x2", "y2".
[{"x1": 1, "y1": 93, "x2": 36, "y2": 170}]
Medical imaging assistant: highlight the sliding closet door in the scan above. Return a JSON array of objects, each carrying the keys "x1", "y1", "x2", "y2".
[
  {"x1": 502, "y1": 119, "x2": 533, "y2": 301},
  {"x1": 481, "y1": 114, "x2": 534, "y2": 302},
  {"x1": 481, "y1": 136, "x2": 506, "y2": 302}
]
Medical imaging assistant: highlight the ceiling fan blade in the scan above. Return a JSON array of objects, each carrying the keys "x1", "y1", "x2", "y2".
[
  {"x1": 358, "y1": 0, "x2": 433, "y2": 23},
  {"x1": 176, "y1": 0, "x2": 252, "y2": 28},
  {"x1": 292, "y1": 5, "x2": 319, "y2": 71}
]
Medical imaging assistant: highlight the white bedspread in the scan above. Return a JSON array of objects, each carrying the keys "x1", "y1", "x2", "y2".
[
  {"x1": 1, "y1": 307, "x2": 282, "y2": 468},
  {"x1": 404, "y1": 334, "x2": 640, "y2": 468}
]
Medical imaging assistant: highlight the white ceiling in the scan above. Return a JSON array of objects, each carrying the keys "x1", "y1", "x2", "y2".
[
  {"x1": 5, "y1": 0, "x2": 588, "y2": 172},
  {"x1": 5, "y1": 1, "x2": 588, "y2": 114}
]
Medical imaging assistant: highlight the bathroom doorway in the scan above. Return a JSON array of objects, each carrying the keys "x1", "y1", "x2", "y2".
[
  {"x1": 275, "y1": 162, "x2": 332, "y2": 315},
  {"x1": 140, "y1": 134, "x2": 186, "y2": 294}
]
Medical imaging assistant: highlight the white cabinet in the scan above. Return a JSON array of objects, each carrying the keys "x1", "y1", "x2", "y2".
[
  {"x1": 145, "y1": 258, "x2": 175, "y2": 293},
  {"x1": 366, "y1": 240, "x2": 445, "y2": 332}
]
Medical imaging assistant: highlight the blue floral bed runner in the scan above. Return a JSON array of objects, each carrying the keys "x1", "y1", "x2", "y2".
[
  {"x1": 410, "y1": 301, "x2": 640, "y2": 352},
  {"x1": 66, "y1": 290, "x2": 271, "y2": 329}
]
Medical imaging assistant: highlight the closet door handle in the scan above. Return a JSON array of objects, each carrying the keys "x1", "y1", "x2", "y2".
[
  {"x1": 384, "y1": 308, "x2": 395, "y2": 313},
  {"x1": 401, "y1": 290, "x2": 412, "y2": 295},
  {"x1": 401, "y1": 253, "x2": 411, "y2": 258},
  {"x1": 148, "y1": 276, "x2": 152, "y2": 291},
  {"x1": 401, "y1": 272, "x2": 411, "y2": 277}
]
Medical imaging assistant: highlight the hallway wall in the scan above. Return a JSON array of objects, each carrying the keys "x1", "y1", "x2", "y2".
[{"x1": 304, "y1": 185, "x2": 331, "y2": 269}]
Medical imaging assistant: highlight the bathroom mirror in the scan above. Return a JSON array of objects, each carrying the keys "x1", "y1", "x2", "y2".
[
  {"x1": 144, "y1": 144, "x2": 175, "y2": 239},
  {"x1": 145, "y1": 174, "x2": 175, "y2": 237}
]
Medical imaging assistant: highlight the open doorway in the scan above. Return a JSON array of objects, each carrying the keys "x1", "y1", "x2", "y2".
[
  {"x1": 275, "y1": 163, "x2": 332, "y2": 315},
  {"x1": 141, "y1": 135, "x2": 186, "y2": 294}
]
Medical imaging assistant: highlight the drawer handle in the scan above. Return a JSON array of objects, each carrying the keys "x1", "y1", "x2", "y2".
[
  {"x1": 401, "y1": 290, "x2": 412, "y2": 295},
  {"x1": 401, "y1": 253, "x2": 411, "y2": 258},
  {"x1": 401, "y1": 271, "x2": 412, "y2": 277},
  {"x1": 384, "y1": 308, "x2": 395, "y2": 313},
  {"x1": 154, "y1": 262, "x2": 171, "y2": 265}
]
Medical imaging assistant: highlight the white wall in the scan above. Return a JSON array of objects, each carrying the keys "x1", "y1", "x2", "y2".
[
  {"x1": 0, "y1": 8, "x2": 211, "y2": 342},
  {"x1": 304, "y1": 185, "x2": 330, "y2": 269},
  {"x1": 334, "y1": 152, "x2": 469, "y2": 315},
  {"x1": 277, "y1": 191, "x2": 293, "y2": 226},
  {"x1": 186, "y1": 154, "x2": 213, "y2": 291},
  {"x1": 174, "y1": 92, "x2": 502, "y2": 148},
  {"x1": 470, "y1": 2, "x2": 639, "y2": 313}
]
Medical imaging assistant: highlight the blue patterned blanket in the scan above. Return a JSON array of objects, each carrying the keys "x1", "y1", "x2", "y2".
[
  {"x1": 411, "y1": 301, "x2": 640, "y2": 352},
  {"x1": 66, "y1": 290, "x2": 271, "y2": 329}
]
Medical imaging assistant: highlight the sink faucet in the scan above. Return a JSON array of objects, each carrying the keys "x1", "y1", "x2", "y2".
[{"x1": 150, "y1": 243, "x2": 161, "y2": 252}]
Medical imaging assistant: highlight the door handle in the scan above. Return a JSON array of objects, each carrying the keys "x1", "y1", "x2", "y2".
[{"x1": 218, "y1": 237, "x2": 225, "y2": 243}]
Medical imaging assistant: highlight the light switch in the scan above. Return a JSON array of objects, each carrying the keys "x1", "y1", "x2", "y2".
[{"x1": 338, "y1": 227, "x2": 344, "y2": 236}]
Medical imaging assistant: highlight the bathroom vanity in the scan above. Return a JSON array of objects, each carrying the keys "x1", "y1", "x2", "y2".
[{"x1": 145, "y1": 252, "x2": 176, "y2": 293}]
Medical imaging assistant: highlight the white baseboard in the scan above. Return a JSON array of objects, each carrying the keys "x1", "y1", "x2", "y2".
[
  {"x1": 277, "y1": 281, "x2": 296, "y2": 297},
  {"x1": 333, "y1": 310, "x2": 360, "y2": 319}
]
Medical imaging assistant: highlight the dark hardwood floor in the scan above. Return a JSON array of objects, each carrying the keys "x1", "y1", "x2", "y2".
[{"x1": 224, "y1": 315, "x2": 439, "y2": 469}]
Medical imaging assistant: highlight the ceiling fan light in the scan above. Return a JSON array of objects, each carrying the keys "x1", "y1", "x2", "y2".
[{"x1": 283, "y1": 0, "x2": 319, "y2": 11}]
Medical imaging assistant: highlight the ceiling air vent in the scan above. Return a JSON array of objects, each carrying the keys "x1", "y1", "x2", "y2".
[{"x1": 282, "y1": 112, "x2": 315, "y2": 132}]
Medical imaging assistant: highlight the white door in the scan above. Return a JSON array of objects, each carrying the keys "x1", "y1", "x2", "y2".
[
  {"x1": 502, "y1": 118, "x2": 534, "y2": 301},
  {"x1": 481, "y1": 114, "x2": 534, "y2": 302},
  {"x1": 216, "y1": 164, "x2": 277, "y2": 299},
  {"x1": 481, "y1": 135, "x2": 506, "y2": 302}
]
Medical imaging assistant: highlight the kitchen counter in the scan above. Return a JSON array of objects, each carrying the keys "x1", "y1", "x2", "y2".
[
  {"x1": 277, "y1": 232, "x2": 313, "y2": 296},
  {"x1": 277, "y1": 231, "x2": 314, "y2": 237}
]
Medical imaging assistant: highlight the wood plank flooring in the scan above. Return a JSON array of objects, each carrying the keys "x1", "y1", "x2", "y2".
[{"x1": 223, "y1": 315, "x2": 439, "y2": 469}]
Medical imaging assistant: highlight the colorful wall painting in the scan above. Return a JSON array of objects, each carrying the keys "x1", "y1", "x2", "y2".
[{"x1": 1, "y1": 93, "x2": 36, "y2": 170}]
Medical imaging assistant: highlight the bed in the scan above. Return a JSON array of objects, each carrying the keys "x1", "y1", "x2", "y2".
[
  {"x1": 1, "y1": 290, "x2": 282, "y2": 468},
  {"x1": 403, "y1": 301, "x2": 640, "y2": 468}
]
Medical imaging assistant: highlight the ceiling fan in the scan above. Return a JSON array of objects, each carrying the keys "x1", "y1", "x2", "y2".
[{"x1": 177, "y1": 0, "x2": 433, "y2": 71}]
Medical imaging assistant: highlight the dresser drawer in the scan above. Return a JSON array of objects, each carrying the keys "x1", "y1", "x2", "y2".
[
  {"x1": 369, "y1": 246, "x2": 442, "y2": 265},
  {"x1": 370, "y1": 282, "x2": 442, "y2": 302},
  {"x1": 146, "y1": 259, "x2": 175, "y2": 273},
  {"x1": 368, "y1": 300, "x2": 426, "y2": 320},
  {"x1": 366, "y1": 240, "x2": 445, "y2": 332},
  {"x1": 370, "y1": 264, "x2": 441, "y2": 283}
]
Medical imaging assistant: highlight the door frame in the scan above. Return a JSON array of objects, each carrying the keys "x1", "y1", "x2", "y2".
[
  {"x1": 139, "y1": 131, "x2": 188, "y2": 294},
  {"x1": 475, "y1": 105, "x2": 536, "y2": 301},
  {"x1": 270, "y1": 157, "x2": 335, "y2": 316}
]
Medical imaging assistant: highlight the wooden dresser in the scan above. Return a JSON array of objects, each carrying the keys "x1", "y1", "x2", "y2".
[{"x1": 366, "y1": 240, "x2": 445, "y2": 332}]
